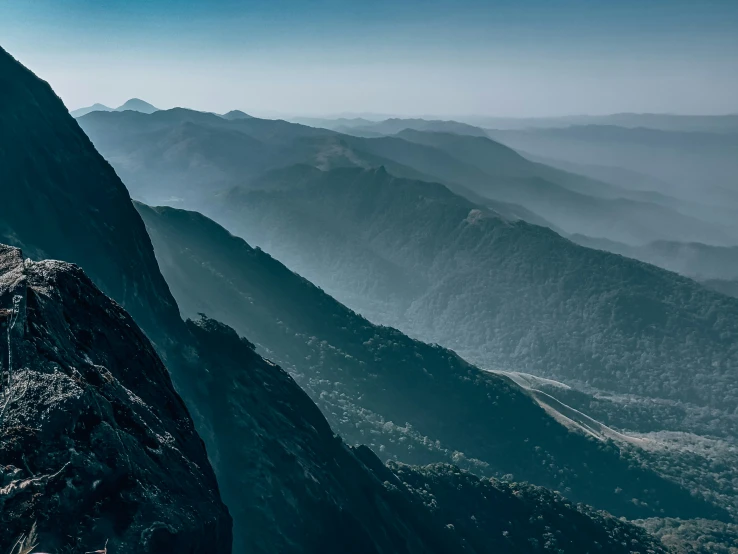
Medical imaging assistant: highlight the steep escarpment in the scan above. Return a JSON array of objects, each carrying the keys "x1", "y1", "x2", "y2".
[
  {"x1": 0, "y1": 245, "x2": 232, "y2": 552},
  {"x1": 0, "y1": 46, "x2": 182, "y2": 346}
]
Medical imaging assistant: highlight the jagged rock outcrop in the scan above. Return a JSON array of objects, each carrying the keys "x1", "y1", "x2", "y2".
[{"x1": 0, "y1": 245, "x2": 232, "y2": 553}]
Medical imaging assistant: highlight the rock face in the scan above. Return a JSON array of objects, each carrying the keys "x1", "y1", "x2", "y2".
[
  {"x1": 0, "y1": 245, "x2": 232, "y2": 553},
  {"x1": 0, "y1": 46, "x2": 182, "y2": 348}
]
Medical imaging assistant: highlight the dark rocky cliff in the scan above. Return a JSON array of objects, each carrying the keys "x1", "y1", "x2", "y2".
[
  {"x1": 0, "y1": 245, "x2": 232, "y2": 552},
  {"x1": 0, "y1": 45, "x2": 182, "y2": 349}
]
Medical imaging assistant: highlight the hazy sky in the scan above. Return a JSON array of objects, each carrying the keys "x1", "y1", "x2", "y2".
[{"x1": 2, "y1": 0, "x2": 737, "y2": 117}]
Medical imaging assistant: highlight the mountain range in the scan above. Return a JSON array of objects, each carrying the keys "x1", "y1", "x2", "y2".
[
  {"x1": 486, "y1": 126, "x2": 738, "y2": 218},
  {"x1": 468, "y1": 113, "x2": 738, "y2": 133},
  {"x1": 76, "y1": 107, "x2": 736, "y2": 246},
  {"x1": 306, "y1": 117, "x2": 490, "y2": 138},
  {"x1": 1, "y1": 43, "x2": 698, "y2": 554},
  {"x1": 294, "y1": 113, "x2": 738, "y2": 134},
  {"x1": 571, "y1": 236, "x2": 738, "y2": 282},
  {"x1": 70, "y1": 97, "x2": 159, "y2": 117},
  {"x1": 72, "y1": 99, "x2": 738, "y2": 480},
  {"x1": 200, "y1": 165, "x2": 738, "y2": 413},
  {"x1": 137, "y1": 200, "x2": 735, "y2": 523}
]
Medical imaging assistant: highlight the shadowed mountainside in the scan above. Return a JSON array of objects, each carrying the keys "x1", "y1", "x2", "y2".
[{"x1": 0, "y1": 51, "x2": 182, "y2": 347}]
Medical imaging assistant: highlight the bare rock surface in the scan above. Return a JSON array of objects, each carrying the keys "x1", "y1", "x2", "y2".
[{"x1": 0, "y1": 245, "x2": 232, "y2": 553}]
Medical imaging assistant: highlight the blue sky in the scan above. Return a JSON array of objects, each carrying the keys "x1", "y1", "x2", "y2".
[{"x1": 1, "y1": 0, "x2": 737, "y2": 116}]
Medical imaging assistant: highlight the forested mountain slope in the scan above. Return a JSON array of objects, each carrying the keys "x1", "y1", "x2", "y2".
[
  {"x1": 388, "y1": 463, "x2": 671, "y2": 554},
  {"x1": 187, "y1": 313, "x2": 675, "y2": 554},
  {"x1": 137, "y1": 201, "x2": 729, "y2": 521},
  {"x1": 203, "y1": 167, "x2": 738, "y2": 414}
]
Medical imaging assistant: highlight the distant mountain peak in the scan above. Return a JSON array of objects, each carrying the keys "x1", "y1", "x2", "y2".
[
  {"x1": 69, "y1": 102, "x2": 113, "y2": 118},
  {"x1": 222, "y1": 109, "x2": 254, "y2": 120},
  {"x1": 115, "y1": 98, "x2": 158, "y2": 113}
]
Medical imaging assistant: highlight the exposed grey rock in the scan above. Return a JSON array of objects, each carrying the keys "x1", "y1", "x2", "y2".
[{"x1": 0, "y1": 245, "x2": 232, "y2": 553}]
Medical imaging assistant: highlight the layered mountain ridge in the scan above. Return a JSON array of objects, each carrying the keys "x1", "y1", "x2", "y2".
[
  {"x1": 137, "y1": 201, "x2": 730, "y2": 523},
  {"x1": 203, "y1": 166, "x2": 738, "y2": 413},
  {"x1": 0, "y1": 44, "x2": 685, "y2": 554},
  {"x1": 75, "y1": 106, "x2": 735, "y2": 246},
  {"x1": 70, "y1": 98, "x2": 158, "y2": 118},
  {"x1": 485, "y1": 125, "x2": 738, "y2": 211}
]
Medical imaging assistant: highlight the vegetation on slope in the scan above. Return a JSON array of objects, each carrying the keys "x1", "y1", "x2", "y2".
[
  {"x1": 206, "y1": 167, "x2": 738, "y2": 413},
  {"x1": 137, "y1": 202, "x2": 728, "y2": 521}
]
